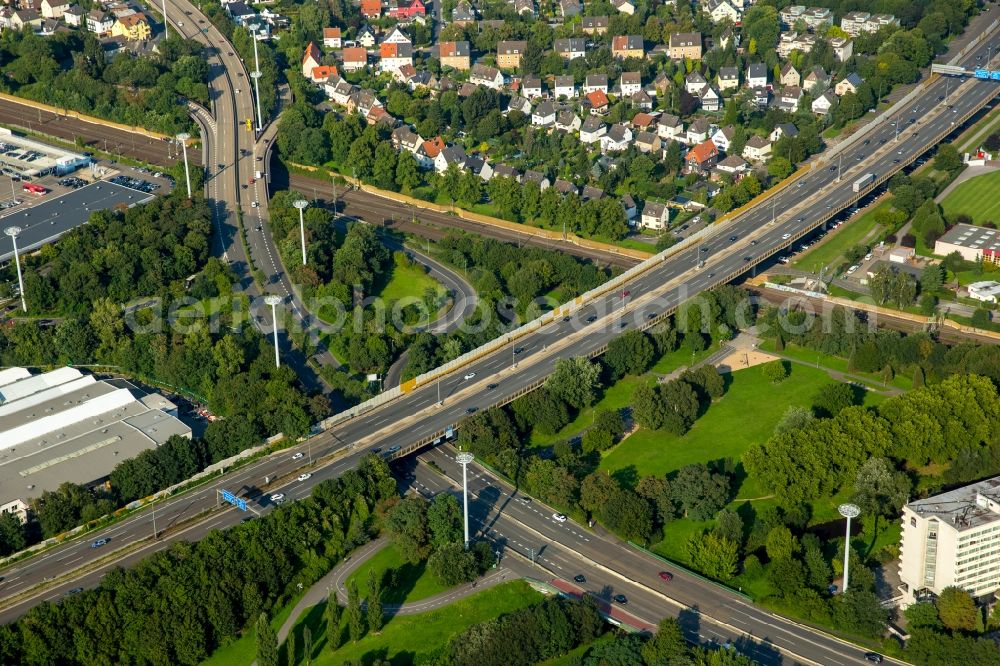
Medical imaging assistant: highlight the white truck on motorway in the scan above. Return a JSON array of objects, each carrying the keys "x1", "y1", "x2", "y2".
[{"x1": 852, "y1": 173, "x2": 874, "y2": 193}]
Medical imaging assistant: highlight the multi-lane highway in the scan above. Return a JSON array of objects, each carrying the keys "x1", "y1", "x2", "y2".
[{"x1": 2, "y1": 6, "x2": 999, "y2": 663}]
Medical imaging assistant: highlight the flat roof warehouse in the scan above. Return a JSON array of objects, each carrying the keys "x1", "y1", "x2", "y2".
[{"x1": 0, "y1": 367, "x2": 191, "y2": 522}]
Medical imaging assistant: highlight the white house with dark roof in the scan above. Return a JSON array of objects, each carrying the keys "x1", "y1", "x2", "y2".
[
  {"x1": 556, "y1": 111, "x2": 582, "y2": 133},
  {"x1": 640, "y1": 201, "x2": 670, "y2": 230},
  {"x1": 470, "y1": 64, "x2": 504, "y2": 89},
  {"x1": 747, "y1": 63, "x2": 768, "y2": 89},
  {"x1": 580, "y1": 116, "x2": 607, "y2": 144},
  {"x1": 554, "y1": 75, "x2": 576, "y2": 99},
  {"x1": 601, "y1": 124, "x2": 632, "y2": 152},
  {"x1": 522, "y1": 76, "x2": 543, "y2": 99},
  {"x1": 657, "y1": 114, "x2": 684, "y2": 142},
  {"x1": 685, "y1": 70, "x2": 708, "y2": 94},
  {"x1": 532, "y1": 100, "x2": 556, "y2": 127},
  {"x1": 584, "y1": 74, "x2": 608, "y2": 94},
  {"x1": 620, "y1": 72, "x2": 642, "y2": 96},
  {"x1": 718, "y1": 66, "x2": 739, "y2": 91}
]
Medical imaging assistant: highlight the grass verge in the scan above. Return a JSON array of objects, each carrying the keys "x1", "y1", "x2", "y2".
[{"x1": 343, "y1": 544, "x2": 451, "y2": 606}]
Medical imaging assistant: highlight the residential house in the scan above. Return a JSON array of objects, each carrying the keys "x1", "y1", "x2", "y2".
[
  {"x1": 581, "y1": 16, "x2": 608, "y2": 34},
  {"x1": 40, "y1": 0, "x2": 68, "y2": 19},
  {"x1": 635, "y1": 131, "x2": 661, "y2": 154},
  {"x1": 392, "y1": 126, "x2": 423, "y2": 153},
  {"x1": 803, "y1": 66, "x2": 829, "y2": 93},
  {"x1": 457, "y1": 82, "x2": 478, "y2": 97},
  {"x1": 512, "y1": 0, "x2": 535, "y2": 16},
  {"x1": 812, "y1": 90, "x2": 836, "y2": 115},
  {"x1": 582, "y1": 186, "x2": 605, "y2": 201},
  {"x1": 383, "y1": 27, "x2": 412, "y2": 45},
  {"x1": 554, "y1": 179, "x2": 578, "y2": 196},
  {"x1": 379, "y1": 42, "x2": 413, "y2": 73},
  {"x1": 657, "y1": 114, "x2": 684, "y2": 142},
  {"x1": 715, "y1": 154, "x2": 749, "y2": 178},
  {"x1": 554, "y1": 37, "x2": 587, "y2": 60},
  {"x1": 63, "y1": 4, "x2": 84, "y2": 26},
  {"x1": 225, "y1": 2, "x2": 256, "y2": 25},
  {"x1": 611, "y1": 35, "x2": 644, "y2": 60},
  {"x1": 341, "y1": 47, "x2": 368, "y2": 72},
  {"x1": 111, "y1": 12, "x2": 150, "y2": 41},
  {"x1": 435, "y1": 145, "x2": 467, "y2": 173},
  {"x1": 747, "y1": 63, "x2": 767, "y2": 89},
  {"x1": 685, "y1": 70, "x2": 707, "y2": 94},
  {"x1": 584, "y1": 89, "x2": 610, "y2": 114},
  {"x1": 324, "y1": 75, "x2": 355, "y2": 104},
  {"x1": 493, "y1": 164, "x2": 520, "y2": 181},
  {"x1": 769, "y1": 124, "x2": 799, "y2": 142},
  {"x1": 718, "y1": 66, "x2": 739, "y2": 92},
  {"x1": 711, "y1": 125, "x2": 736, "y2": 153},
  {"x1": 742, "y1": 135, "x2": 772, "y2": 162},
  {"x1": 718, "y1": 25, "x2": 739, "y2": 50},
  {"x1": 612, "y1": 0, "x2": 635, "y2": 15},
  {"x1": 580, "y1": 116, "x2": 607, "y2": 143},
  {"x1": 632, "y1": 90, "x2": 653, "y2": 110},
  {"x1": 389, "y1": 0, "x2": 426, "y2": 21},
  {"x1": 779, "y1": 63, "x2": 800, "y2": 88},
  {"x1": 584, "y1": 74, "x2": 607, "y2": 94},
  {"x1": 452, "y1": 1, "x2": 476, "y2": 23},
  {"x1": 532, "y1": 100, "x2": 556, "y2": 127},
  {"x1": 522, "y1": 76, "x2": 543, "y2": 99},
  {"x1": 506, "y1": 95, "x2": 532, "y2": 115},
  {"x1": 685, "y1": 139, "x2": 719, "y2": 174},
  {"x1": 397, "y1": 66, "x2": 434, "y2": 91},
  {"x1": 323, "y1": 27, "x2": 342, "y2": 49},
  {"x1": 356, "y1": 25, "x2": 377, "y2": 49},
  {"x1": 466, "y1": 156, "x2": 494, "y2": 182},
  {"x1": 470, "y1": 64, "x2": 504, "y2": 89},
  {"x1": 39, "y1": 17, "x2": 60, "y2": 34},
  {"x1": 620, "y1": 72, "x2": 642, "y2": 96},
  {"x1": 830, "y1": 37, "x2": 853, "y2": 62},
  {"x1": 99, "y1": 36, "x2": 127, "y2": 61},
  {"x1": 438, "y1": 41, "x2": 470, "y2": 70},
  {"x1": 669, "y1": 32, "x2": 702, "y2": 60},
  {"x1": 360, "y1": 0, "x2": 381, "y2": 19},
  {"x1": 418, "y1": 137, "x2": 446, "y2": 169},
  {"x1": 310, "y1": 65, "x2": 338, "y2": 84},
  {"x1": 640, "y1": 201, "x2": 670, "y2": 230},
  {"x1": 621, "y1": 194, "x2": 638, "y2": 223},
  {"x1": 302, "y1": 42, "x2": 322, "y2": 78},
  {"x1": 779, "y1": 5, "x2": 833, "y2": 30},
  {"x1": 632, "y1": 112, "x2": 656, "y2": 130},
  {"x1": 497, "y1": 40, "x2": 527, "y2": 69},
  {"x1": 560, "y1": 0, "x2": 582, "y2": 18},
  {"x1": 347, "y1": 89, "x2": 383, "y2": 117},
  {"x1": 698, "y1": 85, "x2": 721, "y2": 112},
  {"x1": 653, "y1": 72, "x2": 672, "y2": 95},
  {"x1": 750, "y1": 87, "x2": 769, "y2": 108},
  {"x1": 554, "y1": 75, "x2": 576, "y2": 99},
  {"x1": 523, "y1": 170, "x2": 550, "y2": 190},
  {"x1": 705, "y1": 0, "x2": 740, "y2": 24},
  {"x1": 775, "y1": 86, "x2": 802, "y2": 112},
  {"x1": 686, "y1": 118, "x2": 710, "y2": 145},
  {"x1": 840, "y1": 12, "x2": 898, "y2": 37},
  {"x1": 556, "y1": 111, "x2": 582, "y2": 132},
  {"x1": 778, "y1": 32, "x2": 816, "y2": 59},
  {"x1": 835, "y1": 72, "x2": 863, "y2": 96}
]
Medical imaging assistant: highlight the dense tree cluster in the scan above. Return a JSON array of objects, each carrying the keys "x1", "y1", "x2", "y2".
[
  {"x1": 0, "y1": 456, "x2": 397, "y2": 664},
  {"x1": 0, "y1": 29, "x2": 207, "y2": 134}
]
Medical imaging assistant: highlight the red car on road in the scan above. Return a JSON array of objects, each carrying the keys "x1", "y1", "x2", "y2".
[{"x1": 658, "y1": 571, "x2": 673, "y2": 582}]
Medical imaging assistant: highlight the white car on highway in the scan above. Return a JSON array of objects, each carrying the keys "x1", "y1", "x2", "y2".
[
  {"x1": 291, "y1": 452, "x2": 304, "y2": 460},
  {"x1": 463, "y1": 372, "x2": 476, "y2": 380},
  {"x1": 269, "y1": 493, "x2": 285, "y2": 502},
  {"x1": 297, "y1": 473, "x2": 312, "y2": 482},
  {"x1": 781, "y1": 233, "x2": 791, "y2": 240},
  {"x1": 552, "y1": 513, "x2": 568, "y2": 523}
]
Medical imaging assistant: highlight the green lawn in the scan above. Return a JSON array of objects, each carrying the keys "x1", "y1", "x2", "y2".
[
  {"x1": 792, "y1": 201, "x2": 890, "y2": 272},
  {"x1": 940, "y1": 170, "x2": 1000, "y2": 226},
  {"x1": 759, "y1": 340, "x2": 912, "y2": 392},
  {"x1": 344, "y1": 544, "x2": 450, "y2": 606},
  {"x1": 377, "y1": 257, "x2": 445, "y2": 305},
  {"x1": 297, "y1": 581, "x2": 542, "y2": 666},
  {"x1": 651, "y1": 344, "x2": 717, "y2": 375},
  {"x1": 200, "y1": 590, "x2": 304, "y2": 666}
]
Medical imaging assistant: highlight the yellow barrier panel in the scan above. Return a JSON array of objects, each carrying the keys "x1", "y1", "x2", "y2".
[{"x1": 400, "y1": 378, "x2": 417, "y2": 393}]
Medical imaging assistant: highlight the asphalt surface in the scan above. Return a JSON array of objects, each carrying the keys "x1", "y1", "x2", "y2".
[
  {"x1": 2, "y1": 7, "x2": 998, "y2": 664},
  {"x1": 0, "y1": 182, "x2": 153, "y2": 261}
]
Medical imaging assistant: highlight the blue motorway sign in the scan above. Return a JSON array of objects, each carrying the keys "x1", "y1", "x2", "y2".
[
  {"x1": 992, "y1": 71, "x2": 1000, "y2": 81},
  {"x1": 445, "y1": 426, "x2": 455, "y2": 439},
  {"x1": 221, "y1": 489, "x2": 248, "y2": 511},
  {"x1": 975, "y1": 69, "x2": 990, "y2": 79}
]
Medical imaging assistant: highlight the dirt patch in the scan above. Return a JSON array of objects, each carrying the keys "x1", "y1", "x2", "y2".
[{"x1": 715, "y1": 350, "x2": 778, "y2": 373}]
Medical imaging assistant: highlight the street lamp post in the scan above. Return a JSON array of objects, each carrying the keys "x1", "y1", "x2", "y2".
[
  {"x1": 5, "y1": 227, "x2": 26, "y2": 312},
  {"x1": 293, "y1": 200, "x2": 309, "y2": 265},
  {"x1": 161, "y1": 0, "x2": 169, "y2": 39},
  {"x1": 838, "y1": 503, "x2": 861, "y2": 593},
  {"x1": 457, "y1": 452, "x2": 474, "y2": 549},
  {"x1": 837, "y1": 154, "x2": 843, "y2": 183},
  {"x1": 264, "y1": 295, "x2": 282, "y2": 368},
  {"x1": 251, "y1": 28, "x2": 263, "y2": 131},
  {"x1": 175, "y1": 133, "x2": 192, "y2": 198}
]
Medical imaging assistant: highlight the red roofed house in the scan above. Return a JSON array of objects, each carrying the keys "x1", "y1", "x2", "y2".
[
  {"x1": 584, "y1": 89, "x2": 610, "y2": 115},
  {"x1": 361, "y1": 0, "x2": 381, "y2": 19},
  {"x1": 310, "y1": 65, "x2": 338, "y2": 83},
  {"x1": 341, "y1": 47, "x2": 368, "y2": 72},
  {"x1": 390, "y1": 0, "x2": 426, "y2": 20},
  {"x1": 302, "y1": 42, "x2": 322, "y2": 78},
  {"x1": 685, "y1": 139, "x2": 719, "y2": 174},
  {"x1": 323, "y1": 27, "x2": 341, "y2": 49},
  {"x1": 379, "y1": 42, "x2": 413, "y2": 73}
]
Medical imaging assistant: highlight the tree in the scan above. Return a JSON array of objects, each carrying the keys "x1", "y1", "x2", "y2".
[
  {"x1": 427, "y1": 542, "x2": 479, "y2": 585},
  {"x1": 395, "y1": 152, "x2": 420, "y2": 190},
  {"x1": 604, "y1": 329, "x2": 656, "y2": 378},
  {"x1": 774, "y1": 405, "x2": 816, "y2": 435},
  {"x1": 920, "y1": 263, "x2": 944, "y2": 293},
  {"x1": 641, "y1": 617, "x2": 688, "y2": 665},
  {"x1": 347, "y1": 580, "x2": 364, "y2": 642},
  {"x1": 632, "y1": 383, "x2": 665, "y2": 430},
  {"x1": 385, "y1": 496, "x2": 430, "y2": 563},
  {"x1": 256, "y1": 612, "x2": 278, "y2": 666},
  {"x1": 672, "y1": 464, "x2": 731, "y2": 521},
  {"x1": 761, "y1": 360, "x2": 788, "y2": 383},
  {"x1": 285, "y1": 627, "x2": 296, "y2": 666},
  {"x1": 765, "y1": 525, "x2": 799, "y2": 561},
  {"x1": 853, "y1": 457, "x2": 911, "y2": 517},
  {"x1": 811, "y1": 381, "x2": 857, "y2": 418},
  {"x1": 905, "y1": 602, "x2": 944, "y2": 631},
  {"x1": 367, "y1": 568, "x2": 384, "y2": 633},
  {"x1": 546, "y1": 357, "x2": 601, "y2": 409},
  {"x1": 934, "y1": 144, "x2": 962, "y2": 173},
  {"x1": 324, "y1": 593, "x2": 343, "y2": 651},
  {"x1": 832, "y1": 589, "x2": 888, "y2": 637},
  {"x1": 713, "y1": 509, "x2": 744, "y2": 548},
  {"x1": 660, "y1": 378, "x2": 701, "y2": 435},
  {"x1": 767, "y1": 156, "x2": 794, "y2": 180},
  {"x1": 937, "y1": 586, "x2": 978, "y2": 632},
  {"x1": 687, "y1": 532, "x2": 739, "y2": 581},
  {"x1": 303, "y1": 626, "x2": 312, "y2": 666},
  {"x1": 427, "y1": 492, "x2": 463, "y2": 548}
]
